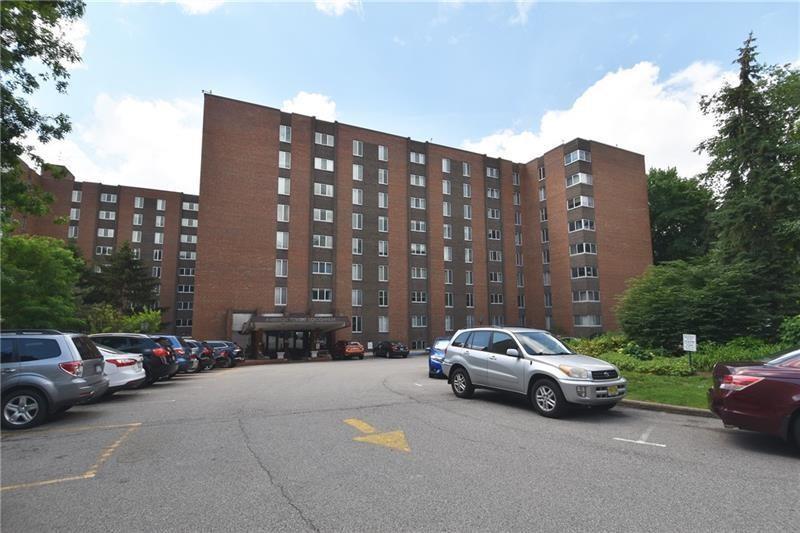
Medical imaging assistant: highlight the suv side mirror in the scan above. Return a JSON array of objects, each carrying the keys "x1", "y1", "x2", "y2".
[{"x1": 506, "y1": 348, "x2": 520, "y2": 357}]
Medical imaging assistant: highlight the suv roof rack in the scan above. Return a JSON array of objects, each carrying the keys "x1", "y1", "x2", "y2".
[{"x1": 2, "y1": 329, "x2": 64, "y2": 335}]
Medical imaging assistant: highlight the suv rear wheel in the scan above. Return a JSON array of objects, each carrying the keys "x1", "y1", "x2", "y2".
[
  {"x1": 450, "y1": 368, "x2": 474, "y2": 399},
  {"x1": 530, "y1": 378, "x2": 568, "y2": 418},
  {"x1": 2, "y1": 389, "x2": 48, "y2": 430}
]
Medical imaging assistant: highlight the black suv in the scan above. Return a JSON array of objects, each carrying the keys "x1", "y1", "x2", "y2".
[{"x1": 90, "y1": 333, "x2": 179, "y2": 385}]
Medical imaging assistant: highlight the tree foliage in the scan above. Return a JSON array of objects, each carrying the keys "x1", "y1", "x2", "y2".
[
  {"x1": 84, "y1": 304, "x2": 163, "y2": 334},
  {"x1": 82, "y1": 242, "x2": 159, "y2": 313},
  {"x1": 0, "y1": 235, "x2": 84, "y2": 330},
  {"x1": 1, "y1": 0, "x2": 86, "y2": 232},
  {"x1": 648, "y1": 167, "x2": 715, "y2": 263}
]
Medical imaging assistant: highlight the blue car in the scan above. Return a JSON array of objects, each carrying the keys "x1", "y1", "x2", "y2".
[{"x1": 428, "y1": 336, "x2": 451, "y2": 378}]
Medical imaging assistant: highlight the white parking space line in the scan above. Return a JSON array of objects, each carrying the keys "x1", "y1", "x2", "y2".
[
  {"x1": 414, "y1": 383, "x2": 423, "y2": 387},
  {"x1": 613, "y1": 426, "x2": 667, "y2": 448}
]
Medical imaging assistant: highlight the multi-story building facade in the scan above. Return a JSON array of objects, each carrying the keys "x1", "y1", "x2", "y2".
[
  {"x1": 194, "y1": 94, "x2": 652, "y2": 350},
  {"x1": 19, "y1": 164, "x2": 199, "y2": 335}
]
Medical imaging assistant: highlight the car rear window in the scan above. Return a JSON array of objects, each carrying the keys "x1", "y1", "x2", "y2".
[
  {"x1": 1, "y1": 339, "x2": 15, "y2": 363},
  {"x1": 17, "y1": 338, "x2": 62, "y2": 361},
  {"x1": 451, "y1": 332, "x2": 471, "y2": 348},
  {"x1": 468, "y1": 331, "x2": 492, "y2": 351},
  {"x1": 434, "y1": 340, "x2": 449, "y2": 350},
  {"x1": 72, "y1": 336, "x2": 103, "y2": 360}
]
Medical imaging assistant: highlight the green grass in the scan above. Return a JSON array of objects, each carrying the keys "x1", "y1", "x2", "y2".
[{"x1": 624, "y1": 372, "x2": 713, "y2": 409}]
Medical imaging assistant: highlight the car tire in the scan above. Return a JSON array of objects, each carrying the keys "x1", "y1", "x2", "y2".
[
  {"x1": 791, "y1": 414, "x2": 800, "y2": 449},
  {"x1": 450, "y1": 368, "x2": 475, "y2": 399},
  {"x1": 530, "y1": 378, "x2": 568, "y2": 418},
  {"x1": 2, "y1": 388, "x2": 49, "y2": 430},
  {"x1": 358, "y1": 355, "x2": 364, "y2": 360},
  {"x1": 402, "y1": 354, "x2": 408, "y2": 358}
]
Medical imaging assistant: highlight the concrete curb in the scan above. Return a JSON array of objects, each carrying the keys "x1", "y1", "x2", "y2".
[{"x1": 620, "y1": 399, "x2": 716, "y2": 419}]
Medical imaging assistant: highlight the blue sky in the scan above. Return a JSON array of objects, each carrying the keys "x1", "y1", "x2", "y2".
[{"x1": 34, "y1": 1, "x2": 800, "y2": 193}]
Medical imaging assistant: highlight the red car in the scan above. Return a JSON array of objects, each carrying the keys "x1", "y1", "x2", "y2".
[
  {"x1": 332, "y1": 341, "x2": 365, "y2": 360},
  {"x1": 709, "y1": 347, "x2": 800, "y2": 447}
]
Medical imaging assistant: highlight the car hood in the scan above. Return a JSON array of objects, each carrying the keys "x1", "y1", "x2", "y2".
[{"x1": 530, "y1": 353, "x2": 617, "y2": 371}]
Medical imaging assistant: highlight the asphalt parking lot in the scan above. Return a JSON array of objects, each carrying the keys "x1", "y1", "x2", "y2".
[{"x1": 2, "y1": 356, "x2": 798, "y2": 532}]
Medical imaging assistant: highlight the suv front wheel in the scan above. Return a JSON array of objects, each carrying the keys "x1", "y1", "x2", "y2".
[
  {"x1": 530, "y1": 378, "x2": 568, "y2": 418},
  {"x1": 2, "y1": 389, "x2": 49, "y2": 430},
  {"x1": 450, "y1": 368, "x2": 475, "y2": 399}
]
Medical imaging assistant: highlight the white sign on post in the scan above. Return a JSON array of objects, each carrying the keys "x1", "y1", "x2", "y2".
[{"x1": 682, "y1": 334, "x2": 697, "y2": 352}]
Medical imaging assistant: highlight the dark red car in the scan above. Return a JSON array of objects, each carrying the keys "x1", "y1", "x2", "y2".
[{"x1": 709, "y1": 347, "x2": 800, "y2": 446}]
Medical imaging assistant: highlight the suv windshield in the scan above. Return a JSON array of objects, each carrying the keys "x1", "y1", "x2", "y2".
[{"x1": 514, "y1": 332, "x2": 573, "y2": 356}]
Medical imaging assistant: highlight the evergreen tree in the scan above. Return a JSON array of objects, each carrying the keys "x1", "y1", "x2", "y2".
[{"x1": 84, "y1": 242, "x2": 159, "y2": 313}]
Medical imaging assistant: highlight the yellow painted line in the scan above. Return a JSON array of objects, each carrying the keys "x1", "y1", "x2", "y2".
[
  {"x1": 1, "y1": 423, "x2": 142, "y2": 492},
  {"x1": 343, "y1": 418, "x2": 377, "y2": 434},
  {"x1": 0, "y1": 422, "x2": 142, "y2": 441},
  {"x1": 343, "y1": 418, "x2": 410, "y2": 452}
]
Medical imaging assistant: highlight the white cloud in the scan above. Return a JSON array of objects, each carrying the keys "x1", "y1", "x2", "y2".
[
  {"x1": 29, "y1": 94, "x2": 203, "y2": 194},
  {"x1": 314, "y1": 0, "x2": 362, "y2": 17},
  {"x1": 509, "y1": 0, "x2": 536, "y2": 26},
  {"x1": 174, "y1": 0, "x2": 225, "y2": 15},
  {"x1": 462, "y1": 61, "x2": 736, "y2": 177},
  {"x1": 281, "y1": 91, "x2": 337, "y2": 121},
  {"x1": 393, "y1": 35, "x2": 407, "y2": 47}
]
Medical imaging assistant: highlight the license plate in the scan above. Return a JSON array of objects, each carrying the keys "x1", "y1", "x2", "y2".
[{"x1": 608, "y1": 385, "x2": 618, "y2": 396}]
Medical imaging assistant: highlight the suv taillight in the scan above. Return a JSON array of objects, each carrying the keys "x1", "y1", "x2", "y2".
[
  {"x1": 59, "y1": 361, "x2": 84, "y2": 377},
  {"x1": 720, "y1": 374, "x2": 764, "y2": 391},
  {"x1": 152, "y1": 347, "x2": 168, "y2": 359},
  {"x1": 106, "y1": 358, "x2": 137, "y2": 367},
  {"x1": 175, "y1": 348, "x2": 185, "y2": 355}
]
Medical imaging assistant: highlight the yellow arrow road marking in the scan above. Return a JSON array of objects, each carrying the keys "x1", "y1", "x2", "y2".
[{"x1": 344, "y1": 418, "x2": 410, "y2": 452}]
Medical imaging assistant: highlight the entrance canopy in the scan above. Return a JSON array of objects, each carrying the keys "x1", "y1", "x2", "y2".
[{"x1": 240, "y1": 315, "x2": 349, "y2": 334}]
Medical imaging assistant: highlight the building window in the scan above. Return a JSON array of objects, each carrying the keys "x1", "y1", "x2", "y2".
[
  {"x1": 352, "y1": 238, "x2": 363, "y2": 255},
  {"x1": 541, "y1": 228, "x2": 549, "y2": 243},
  {"x1": 153, "y1": 249, "x2": 163, "y2": 261},
  {"x1": 313, "y1": 208, "x2": 334, "y2": 223},
  {"x1": 411, "y1": 266, "x2": 427, "y2": 279},
  {"x1": 178, "y1": 267, "x2": 195, "y2": 277},
  {"x1": 279, "y1": 151, "x2": 291, "y2": 169},
  {"x1": 276, "y1": 231, "x2": 289, "y2": 250},
  {"x1": 545, "y1": 292, "x2": 553, "y2": 307},
  {"x1": 378, "y1": 265, "x2": 388, "y2": 282},
  {"x1": 411, "y1": 220, "x2": 426, "y2": 233},
  {"x1": 311, "y1": 288, "x2": 333, "y2": 302},
  {"x1": 68, "y1": 226, "x2": 78, "y2": 238},
  {"x1": 411, "y1": 315, "x2": 427, "y2": 328},
  {"x1": 542, "y1": 248, "x2": 550, "y2": 264},
  {"x1": 466, "y1": 293, "x2": 474, "y2": 308},
  {"x1": 314, "y1": 157, "x2": 334, "y2": 172},
  {"x1": 179, "y1": 251, "x2": 197, "y2": 260},
  {"x1": 513, "y1": 192, "x2": 521, "y2": 206},
  {"x1": 490, "y1": 293, "x2": 504, "y2": 305},
  {"x1": 132, "y1": 230, "x2": 142, "y2": 243},
  {"x1": 410, "y1": 174, "x2": 426, "y2": 187},
  {"x1": 410, "y1": 243, "x2": 426, "y2": 255},
  {"x1": 352, "y1": 213, "x2": 363, "y2": 230},
  {"x1": 378, "y1": 216, "x2": 389, "y2": 233},
  {"x1": 487, "y1": 208, "x2": 500, "y2": 219},
  {"x1": 100, "y1": 193, "x2": 117, "y2": 203},
  {"x1": 538, "y1": 167, "x2": 545, "y2": 180},
  {"x1": 352, "y1": 289, "x2": 363, "y2": 306},
  {"x1": 573, "y1": 290, "x2": 601, "y2": 302},
  {"x1": 276, "y1": 259, "x2": 288, "y2": 277},
  {"x1": 566, "y1": 172, "x2": 593, "y2": 188},
  {"x1": 280, "y1": 124, "x2": 292, "y2": 143},
  {"x1": 443, "y1": 246, "x2": 452, "y2": 262},
  {"x1": 443, "y1": 224, "x2": 452, "y2": 239},
  {"x1": 378, "y1": 290, "x2": 388, "y2": 307},
  {"x1": 567, "y1": 195, "x2": 595, "y2": 210},
  {"x1": 411, "y1": 291, "x2": 427, "y2": 304},
  {"x1": 353, "y1": 139, "x2": 364, "y2": 157},
  {"x1": 97, "y1": 228, "x2": 115, "y2": 238},
  {"x1": 443, "y1": 202, "x2": 451, "y2": 217},
  {"x1": 445, "y1": 293, "x2": 454, "y2": 308},
  {"x1": 314, "y1": 182, "x2": 333, "y2": 197},
  {"x1": 515, "y1": 211, "x2": 522, "y2": 226},
  {"x1": 568, "y1": 219, "x2": 596, "y2": 232},
  {"x1": 466, "y1": 315, "x2": 475, "y2": 327},
  {"x1": 488, "y1": 229, "x2": 501, "y2": 240},
  {"x1": 516, "y1": 251, "x2": 523, "y2": 266},
  {"x1": 133, "y1": 213, "x2": 143, "y2": 226},
  {"x1": 95, "y1": 246, "x2": 113, "y2": 256},
  {"x1": 277, "y1": 204, "x2": 290, "y2": 222},
  {"x1": 72, "y1": 190, "x2": 82, "y2": 203},
  {"x1": 313, "y1": 234, "x2": 333, "y2": 248},
  {"x1": 99, "y1": 210, "x2": 116, "y2": 220},
  {"x1": 378, "y1": 240, "x2": 388, "y2": 257},
  {"x1": 571, "y1": 266, "x2": 599, "y2": 279},
  {"x1": 445, "y1": 315, "x2": 454, "y2": 332},
  {"x1": 378, "y1": 316, "x2": 389, "y2": 333},
  {"x1": 569, "y1": 242, "x2": 598, "y2": 255},
  {"x1": 378, "y1": 168, "x2": 388, "y2": 184},
  {"x1": 378, "y1": 192, "x2": 388, "y2": 208},
  {"x1": 275, "y1": 287, "x2": 287, "y2": 306},
  {"x1": 177, "y1": 301, "x2": 193, "y2": 311},
  {"x1": 133, "y1": 196, "x2": 144, "y2": 209},
  {"x1": 352, "y1": 316, "x2": 363, "y2": 333},
  {"x1": 352, "y1": 263, "x2": 363, "y2": 281},
  {"x1": 518, "y1": 293, "x2": 526, "y2": 308},
  {"x1": 489, "y1": 272, "x2": 503, "y2": 283},
  {"x1": 352, "y1": 188, "x2": 363, "y2": 205},
  {"x1": 410, "y1": 197, "x2": 426, "y2": 209},
  {"x1": 278, "y1": 177, "x2": 291, "y2": 195},
  {"x1": 489, "y1": 250, "x2": 502, "y2": 262},
  {"x1": 180, "y1": 234, "x2": 197, "y2": 244},
  {"x1": 152, "y1": 266, "x2": 161, "y2": 278},
  {"x1": 378, "y1": 145, "x2": 388, "y2": 162},
  {"x1": 543, "y1": 271, "x2": 551, "y2": 286},
  {"x1": 463, "y1": 162, "x2": 471, "y2": 177},
  {"x1": 444, "y1": 269, "x2": 453, "y2": 284},
  {"x1": 442, "y1": 158, "x2": 451, "y2": 173},
  {"x1": 182, "y1": 218, "x2": 198, "y2": 228},
  {"x1": 155, "y1": 215, "x2": 165, "y2": 227},
  {"x1": 353, "y1": 164, "x2": 364, "y2": 181},
  {"x1": 564, "y1": 149, "x2": 591, "y2": 165},
  {"x1": 486, "y1": 167, "x2": 499, "y2": 178},
  {"x1": 315, "y1": 132, "x2": 335, "y2": 147},
  {"x1": 539, "y1": 186, "x2": 546, "y2": 201},
  {"x1": 465, "y1": 271, "x2": 473, "y2": 285},
  {"x1": 312, "y1": 261, "x2": 333, "y2": 275},
  {"x1": 464, "y1": 248, "x2": 473, "y2": 263},
  {"x1": 513, "y1": 172, "x2": 520, "y2": 186},
  {"x1": 156, "y1": 199, "x2": 166, "y2": 211},
  {"x1": 515, "y1": 231, "x2": 522, "y2": 246},
  {"x1": 409, "y1": 151, "x2": 425, "y2": 164},
  {"x1": 462, "y1": 183, "x2": 471, "y2": 198},
  {"x1": 463, "y1": 204, "x2": 472, "y2": 220},
  {"x1": 491, "y1": 315, "x2": 505, "y2": 327},
  {"x1": 69, "y1": 208, "x2": 80, "y2": 221},
  {"x1": 182, "y1": 201, "x2": 199, "y2": 211},
  {"x1": 574, "y1": 315, "x2": 602, "y2": 327},
  {"x1": 540, "y1": 207, "x2": 548, "y2": 222},
  {"x1": 486, "y1": 188, "x2": 500, "y2": 199}
]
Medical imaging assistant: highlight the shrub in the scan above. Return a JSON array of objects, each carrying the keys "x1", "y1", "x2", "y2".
[
  {"x1": 602, "y1": 353, "x2": 694, "y2": 377},
  {"x1": 566, "y1": 332, "x2": 627, "y2": 357},
  {"x1": 779, "y1": 315, "x2": 800, "y2": 345},
  {"x1": 690, "y1": 339, "x2": 788, "y2": 371}
]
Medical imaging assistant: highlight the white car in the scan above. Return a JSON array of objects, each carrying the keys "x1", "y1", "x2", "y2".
[{"x1": 96, "y1": 344, "x2": 147, "y2": 395}]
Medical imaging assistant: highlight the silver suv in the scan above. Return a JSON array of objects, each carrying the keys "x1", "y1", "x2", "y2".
[
  {"x1": 442, "y1": 327, "x2": 626, "y2": 418},
  {"x1": 1, "y1": 330, "x2": 109, "y2": 429}
]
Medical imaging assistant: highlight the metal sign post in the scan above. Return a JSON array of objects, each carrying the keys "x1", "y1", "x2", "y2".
[{"x1": 682, "y1": 334, "x2": 697, "y2": 370}]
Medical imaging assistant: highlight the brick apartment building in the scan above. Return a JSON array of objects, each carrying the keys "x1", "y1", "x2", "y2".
[
  {"x1": 18, "y1": 164, "x2": 199, "y2": 334},
  {"x1": 193, "y1": 94, "x2": 652, "y2": 352}
]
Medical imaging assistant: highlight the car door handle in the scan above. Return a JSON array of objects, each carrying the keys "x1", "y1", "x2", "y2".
[
  {"x1": 1, "y1": 369, "x2": 17, "y2": 374},
  {"x1": 488, "y1": 355, "x2": 497, "y2": 360},
  {"x1": 464, "y1": 350, "x2": 471, "y2": 356}
]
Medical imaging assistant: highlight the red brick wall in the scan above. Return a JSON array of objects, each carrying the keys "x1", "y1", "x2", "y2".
[
  {"x1": 521, "y1": 160, "x2": 546, "y2": 329},
  {"x1": 500, "y1": 160, "x2": 518, "y2": 324},
  {"x1": 543, "y1": 148, "x2": 572, "y2": 335},
  {"x1": 287, "y1": 114, "x2": 312, "y2": 315}
]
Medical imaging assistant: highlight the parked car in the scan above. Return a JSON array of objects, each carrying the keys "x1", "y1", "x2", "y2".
[
  {"x1": 89, "y1": 333, "x2": 178, "y2": 385},
  {"x1": 223, "y1": 341, "x2": 246, "y2": 363},
  {"x1": 708, "y1": 347, "x2": 800, "y2": 447},
  {"x1": 441, "y1": 327, "x2": 626, "y2": 418},
  {"x1": 333, "y1": 341, "x2": 365, "y2": 360},
  {"x1": 428, "y1": 337, "x2": 450, "y2": 378},
  {"x1": 95, "y1": 344, "x2": 147, "y2": 395},
  {"x1": 197, "y1": 341, "x2": 216, "y2": 370},
  {"x1": 1, "y1": 330, "x2": 109, "y2": 429},
  {"x1": 152, "y1": 335, "x2": 198, "y2": 374},
  {"x1": 206, "y1": 340, "x2": 236, "y2": 368},
  {"x1": 374, "y1": 341, "x2": 409, "y2": 358},
  {"x1": 183, "y1": 339, "x2": 211, "y2": 373}
]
